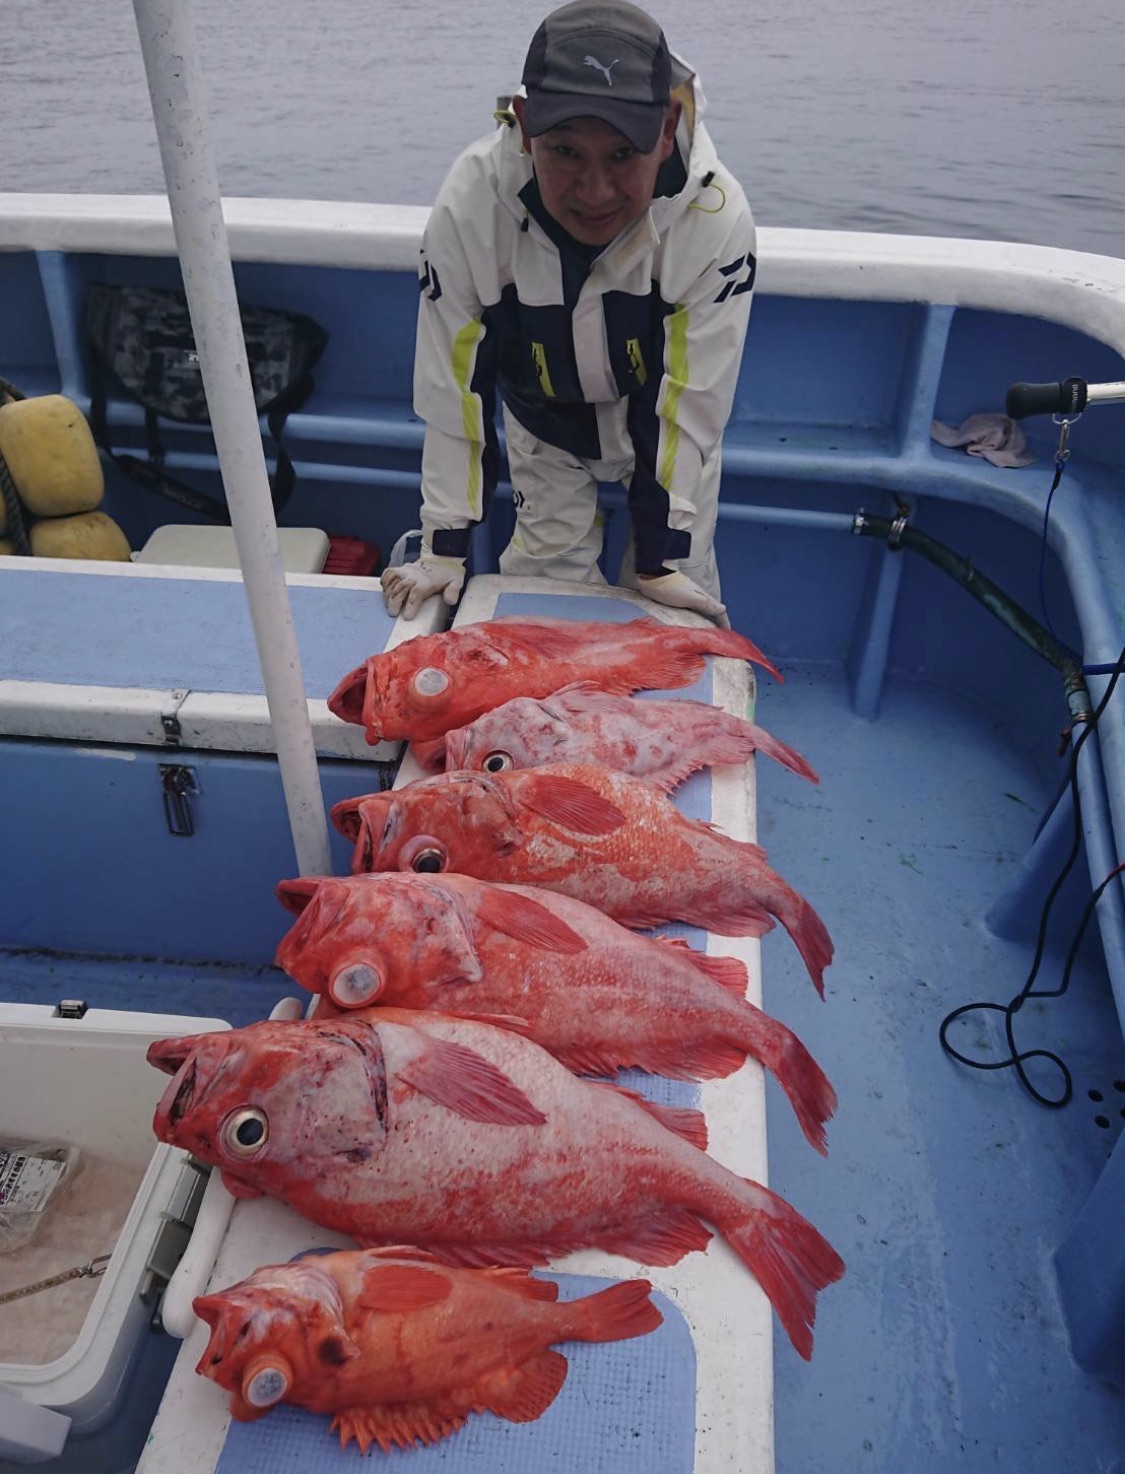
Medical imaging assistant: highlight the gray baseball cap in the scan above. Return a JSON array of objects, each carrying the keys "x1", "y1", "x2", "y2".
[{"x1": 521, "y1": 0, "x2": 673, "y2": 154}]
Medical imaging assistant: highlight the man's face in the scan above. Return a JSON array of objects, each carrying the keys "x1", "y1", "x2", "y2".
[{"x1": 515, "y1": 102, "x2": 680, "y2": 248}]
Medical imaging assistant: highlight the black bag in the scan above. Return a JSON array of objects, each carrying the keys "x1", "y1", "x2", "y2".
[{"x1": 85, "y1": 283, "x2": 329, "y2": 519}]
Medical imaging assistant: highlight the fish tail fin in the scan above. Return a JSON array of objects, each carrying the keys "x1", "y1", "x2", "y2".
[
  {"x1": 569, "y1": 1278, "x2": 664, "y2": 1344},
  {"x1": 695, "y1": 627, "x2": 783, "y2": 683},
  {"x1": 768, "y1": 883, "x2": 833, "y2": 996},
  {"x1": 744, "y1": 1011, "x2": 838, "y2": 1154},
  {"x1": 743, "y1": 721, "x2": 820, "y2": 783},
  {"x1": 722, "y1": 1182, "x2": 845, "y2": 1360}
]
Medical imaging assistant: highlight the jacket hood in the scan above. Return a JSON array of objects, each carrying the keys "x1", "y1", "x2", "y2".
[{"x1": 494, "y1": 55, "x2": 720, "y2": 245}]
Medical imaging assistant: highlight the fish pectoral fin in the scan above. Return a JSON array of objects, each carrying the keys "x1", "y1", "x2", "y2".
[
  {"x1": 397, "y1": 1031, "x2": 547, "y2": 1126},
  {"x1": 356, "y1": 1264, "x2": 453, "y2": 1312},
  {"x1": 476, "y1": 887, "x2": 587, "y2": 954},
  {"x1": 479, "y1": 1348, "x2": 569, "y2": 1423},
  {"x1": 331, "y1": 1402, "x2": 468, "y2": 1454},
  {"x1": 515, "y1": 775, "x2": 625, "y2": 836}
]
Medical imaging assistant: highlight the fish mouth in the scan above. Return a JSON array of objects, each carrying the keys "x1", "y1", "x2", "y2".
[
  {"x1": 148, "y1": 1034, "x2": 218, "y2": 1137},
  {"x1": 326, "y1": 661, "x2": 368, "y2": 726},
  {"x1": 276, "y1": 876, "x2": 321, "y2": 916},
  {"x1": 329, "y1": 795, "x2": 368, "y2": 843}
]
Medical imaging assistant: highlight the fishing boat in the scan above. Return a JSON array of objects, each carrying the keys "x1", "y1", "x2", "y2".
[{"x1": 2, "y1": 11, "x2": 1124, "y2": 1474}]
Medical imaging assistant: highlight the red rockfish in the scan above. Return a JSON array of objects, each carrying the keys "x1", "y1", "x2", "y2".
[
  {"x1": 149, "y1": 1009, "x2": 844, "y2": 1358},
  {"x1": 413, "y1": 682, "x2": 819, "y2": 787},
  {"x1": 276, "y1": 872, "x2": 837, "y2": 1153},
  {"x1": 193, "y1": 1246, "x2": 661, "y2": 1453},
  {"x1": 331, "y1": 764, "x2": 834, "y2": 996},
  {"x1": 327, "y1": 615, "x2": 781, "y2": 743}
]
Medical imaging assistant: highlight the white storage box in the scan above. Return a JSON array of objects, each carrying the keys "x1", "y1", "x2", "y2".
[
  {"x1": 0, "y1": 1004, "x2": 228, "y2": 1462},
  {"x1": 134, "y1": 525, "x2": 330, "y2": 574}
]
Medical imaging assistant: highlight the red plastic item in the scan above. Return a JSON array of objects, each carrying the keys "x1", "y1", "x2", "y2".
[{"x1": 322, "y1": 535, "x2": 381, "y2": 577}]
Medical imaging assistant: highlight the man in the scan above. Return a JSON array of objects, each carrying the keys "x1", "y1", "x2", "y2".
[{"x1": 382, "y1": 0, "x2": 756, "y2": 627}]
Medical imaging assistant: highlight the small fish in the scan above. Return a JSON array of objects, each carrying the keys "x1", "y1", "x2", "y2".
[
  {"x1": 193, "y1": 1246, "x2": 661, "y2": 1452},
  {"x1": 327, "y1": 615, "x2": 781, "y2": 743},
  {"x1": 276, "y1": 872, "x2": 837, "y2": 1153},
  {"x1": 331, "y1": 764, "x2": 834, "y2": 996},
  {"x1": 149, "y1": 1009, "x2": 844, "y2": 1358},
  {"x1": 414, "y1": 682, "x2": 819, "y2": 787}
]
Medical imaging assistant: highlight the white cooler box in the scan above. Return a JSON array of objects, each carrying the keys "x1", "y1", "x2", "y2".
[{"x1": 0, "y1": 1004, "x2": 228, "y2": 1464}]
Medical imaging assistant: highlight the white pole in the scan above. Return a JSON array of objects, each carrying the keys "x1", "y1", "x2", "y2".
[{"x1": 131, "y1": 0, "x2": 332, "y2": 877}]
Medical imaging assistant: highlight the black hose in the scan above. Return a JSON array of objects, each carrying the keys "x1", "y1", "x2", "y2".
[{"x1": 852, "y1": 512, "x2": 1091, "y2": 723}]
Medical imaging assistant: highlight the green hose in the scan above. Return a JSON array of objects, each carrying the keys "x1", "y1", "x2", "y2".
[{"x1": 852, "y1": 512, "x2": 1092, "y2": 725}]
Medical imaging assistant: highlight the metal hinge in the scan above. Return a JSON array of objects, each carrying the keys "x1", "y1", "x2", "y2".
[
  {"x1": 142, "y1": 1157, "x2": 211, "y2": 1304},
  {"x1": 160, "y1": 688, "x2": 190, "y2": 746},
  {"x1": 159, "y1": 764, "x2": 198, "y2": 837}
]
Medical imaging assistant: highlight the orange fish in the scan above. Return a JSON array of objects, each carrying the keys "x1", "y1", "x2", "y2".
[
  {"x1": 276, "y1": 872, "x2": 837, "y2": 1153},
  {"x1": 332, "y1": 764, "x2": 834, "y2": 996},
  {"x1": 327, "y1": 615, "x2": 781, "y2": 743},
  {"x1": 414, "y1": 682, "x2": 819, "y2": 787},
  {"x1": 193, "y1": 1246, "x2": 661, "y2": 1453},
  {"x1": 149, "y1": 1008, "x2": 844, "y2": 1358}
]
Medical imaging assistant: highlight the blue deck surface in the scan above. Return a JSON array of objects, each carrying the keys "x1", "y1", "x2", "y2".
[
  {"x1": 0, "y1": 569, "x2": 393, "y2": 697},
  {"x1": 752, "y1": 664, "x2": 1125, "y2": 1472}
]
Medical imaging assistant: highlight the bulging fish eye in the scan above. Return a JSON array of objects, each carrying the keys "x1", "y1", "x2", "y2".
[
  {"x1": 243, "y1": 1361, "x2": 290, "y2": 1409},
  {"x1": 400, "y1": 835, "x2": 449, "y2": 874},
  {"x1": 482, "y1": 750, "x2": 514, "y2": 773},
  {"x1": 329, "y1": 963, "x2": 382, "y2": 1009},
  {"x1": 221, "y1": 1107, "x2": 270, "y2": 1157},
  {"x1": 411, "y1": 666, "x2": 450, "y2": 702}
]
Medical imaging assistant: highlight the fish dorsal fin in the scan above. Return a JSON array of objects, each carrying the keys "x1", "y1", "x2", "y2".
[
  {"x1": 482, "y1": 616, "x2": 593, "y2": 662},
  {"x1": 513, "y1": 774, "x2": 625, "y2": 835},
  {"x1": 595, "y1": 1081, "x2": 709, "y2": 1151},
  {"x1": 396, "y1": 1029, "x2": 547, "y2": 1126},
  {"x1": 331, "y1": 1403, "x2": 470, "y2": 1454},
  {"x1": 476, "y1": 886, "x2": 587, "y2": 954},
  {"x1": 356, "y1": 1264, "x2": 453, "y2": 1312},
  {"x1": 654, "y1": 936, "x2": 749, "y2": 996},
  {"x1": 547, "y1": 681, "x2": 640, "y2": 718},
  {"x1": 481, "y1": 1266, "x2": 560, "y2": 1301},
  {"x1": 364, "y1": 1245, "x2": 445, "y2": 1263}
]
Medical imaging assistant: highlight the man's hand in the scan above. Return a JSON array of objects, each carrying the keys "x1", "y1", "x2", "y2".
[
  {"x1": 381, "y1": 554, "x2": 466, "y2": 620},
  {"x1": 637, "y1": 570, "x2": 731, "y2": 629}
]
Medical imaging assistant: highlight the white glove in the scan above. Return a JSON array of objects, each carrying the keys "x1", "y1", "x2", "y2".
[
  {"x1": 381, "y1": 553, "x2": 465, "y2": 620},
  {"x1": 637, "y1": 570, "x2": 731, "y2": 629}
]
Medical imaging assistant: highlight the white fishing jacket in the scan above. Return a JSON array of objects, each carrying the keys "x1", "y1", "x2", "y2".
[{"x1": 413, "y1": 66, "x2": 756, "y2": 574}]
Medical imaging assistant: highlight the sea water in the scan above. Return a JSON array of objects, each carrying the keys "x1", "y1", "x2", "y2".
[{"x1": 1, "y1": 0, "x2": 1121, "y2": 256}]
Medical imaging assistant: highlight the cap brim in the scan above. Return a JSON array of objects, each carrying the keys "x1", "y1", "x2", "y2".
[{"x1": 522, "y1": 90, "x2": 666, "y2": 153}]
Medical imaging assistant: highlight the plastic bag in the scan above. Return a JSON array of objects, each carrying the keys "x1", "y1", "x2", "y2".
[{"x1": 0, "y1": 1140, "x2": 80, "y2": 1253}]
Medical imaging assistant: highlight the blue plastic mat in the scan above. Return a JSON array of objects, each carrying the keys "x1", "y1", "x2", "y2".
[
  {"x1": 214, "y1": 1274, "x2": 695, "y2": 1473},
  {"x1": 0, "y1": 570, "x2": 392, "y2": 696}
]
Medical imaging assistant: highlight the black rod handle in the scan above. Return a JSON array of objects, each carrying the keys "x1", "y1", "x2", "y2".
[{"x1": 1005, "y1": 377, "x2": 1088, "y2": 419}]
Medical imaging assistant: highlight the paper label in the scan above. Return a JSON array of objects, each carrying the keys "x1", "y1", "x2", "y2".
[{"x1": 0, "y1": 1147, "x2": 67, "y2": 1215}]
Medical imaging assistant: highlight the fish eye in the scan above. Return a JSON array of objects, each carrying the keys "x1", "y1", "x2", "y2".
[
  {"x1": 221, "y1": 1107, "x2": 270, "y2": 1156},
  {"x1": 482, "y1": 750, "x2": 513, "y2": 773},
  {"x1": 243, "y1": 1362, "x2": 289, "y2": 1408},
  {"x1": 411, "y1": 666, "x2": 450, "y2": 701},
  {"x1": 400, "y1": 835, "x2": 449, "y2": 873},
  {"x1": 329, "y1": 963, "x2": 382, "y2": 1009}
]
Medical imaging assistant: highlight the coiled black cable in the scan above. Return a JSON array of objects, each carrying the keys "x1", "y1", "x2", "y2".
[{"x1": 939, "y1": 646, "x2": 1125, "y2": 1106}]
